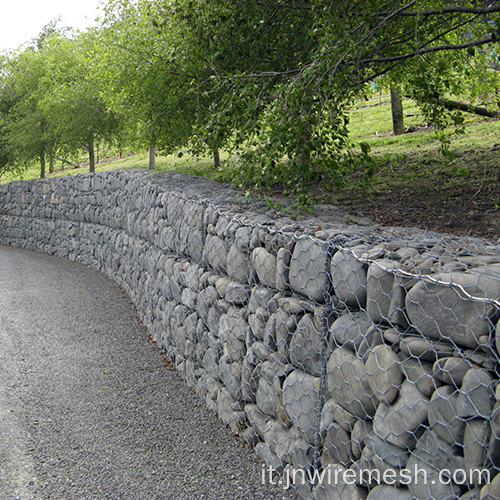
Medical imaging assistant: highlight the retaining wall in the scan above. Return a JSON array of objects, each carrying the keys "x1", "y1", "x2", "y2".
[{"x1": 1, "y1": 170, "x2": 500, "y2": 500}]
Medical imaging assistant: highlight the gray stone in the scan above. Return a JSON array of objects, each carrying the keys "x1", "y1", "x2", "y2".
[
  {"x1": 240, "y1": 349, "x2": 258, "y2": 403},
  {"x1": 289, "y1": 238, "x2": 329, "y2": 303},
  {"x1": 330, "y1": 249, "x2": 368, "y2": 308},
  {"x1": 225, "y1": 282, "x2": 251, "y2": 305},
  {"x1": 203, "y1": 234, "x2": 228, "y2": 273},
  {"x1": 248, "y1": 313, "x2": 266, "y2": 340},
  {"x1": 329, "y1": 313, "x2": 376, "y2": 357},
  {"x1": 226, "y1": 244, "x2": 254, "y2": 283},
  {"x1": 262, "y1": 313, "x2": 278, "y2": 352},
  {"x1": 282, "y1": 369, "x2": 321, "y2": 445},
  {"x1": 234, "y1": 225, "x2": 253, "y2": 252},
  {"x1": 457, "y1": 368, "x2": 494, "y2": 419},
  {"x1": 373, "y1": 381, "x2": 429, "y2": 449},
  {"x1": 362, "y1": 243, "x2": 387, "y2": 261},
  {"x1": 428, "y1": 385, "x2": 466, "y2": 446},
  {"x1": 433, "y1": 356, "x2": 474, "y2": 387},
  {"x1": 407, "y1": 436, "x2": 463, "y2": 500},
  {"x1": 366, "y1": 485, "x2": 414, "y2": 500},
  {"x1": 399, "y1": 335, "x2": 455, "y2": 362},
  {"x1": 217, "y1": 386, "x2": 244, "y2": 426},
  {"x1": 406, "y1": 271, "x2": 500, "y2": 349},
  {"x1": 256, "y1": 377, "x2": 277, "y2": 417},
  {"x1": 327, "y1": 347, "x2": 378, "y2": 420},
  {"x1": 365, "y1": 344, "x2": 402, "y2": 404},
  {"x1": 400, "y1": 358, "x2": 441, "y2": 398},
  {"x1": 276, "y1": 309, "x2": 298, "y2": 360},
  {"x1": 411, "y1": 429, "x2": 465, "y2": 477},
  {"x1": 320, "y1": 398, "x2": 357, "y2": 435},
  {"x1": 218, "y1": 355, "x2": 241, "y2": 399},
  {"x1": 464, "y1": 419, "x2": 490, "y2": 483},
  {"x1": 364, "y1": 432, "x2": 409, "y2": 468},
  {"x1": 321, "y1": 423, "x2": 353, "y2": 467},
  {"x1": 313, "y1": 464, "x2": 368, "y2": 500},
  {"x1": 260, "y1": 353, "x2": 293, "y2": 382},
  {"x1": 220, "y1": 310, "x2": 247, "y2": 362},
  {"x1": 480, "y1": 471, "x2": 500, "y2": 499},
  {"x1": 290, "y1": 313, "x2": 330, "y2": 377},
  {"x1": 353, "y1": 448, "x2": 405, "y2": 487},
  {"x1": 252, "y1": 247, "x2": 277, "y2": 289},
  {"x1": 383, "y1": 328, "x2": 400, "y2": 345},
  {"x1": 351, "y1": 419, "x2": 373, "y2": 460},
  {"x1": 366, "y1": 259, "x2": 406, "y2": 326},
  {"x1": 489, "y1": 403, "x2": 500, "y2": 471},
  {"x1": 244, "y1": 403, "x2": 269, "y2": 439},
  {"x1": 278, "y1": 296, "x2": 306, "y2": 314},
  {"x1": 276, "y1": 246, "x2": 291, "y2": 291},
  {"x1": 196, "y1": 285, "x2": 219, "y2": 325},
  {"x1": 240, "y1": 425, "x2": 260, "y2": 447},
  {"x1": 406, "y1": 460, "x2": 461, "y2": 499},
  {"x1": 215, "y1": 276, "x2": 233, "y2": 298},
  {"x1": 248, "y1": 286, "x2": 274, "y2": 312},
  {"x1": 252, "y1": 341, "x2": 272, "y2": 361},
  {"x1": 254, "y1": 442, "x2": 284, "y2": 473}
]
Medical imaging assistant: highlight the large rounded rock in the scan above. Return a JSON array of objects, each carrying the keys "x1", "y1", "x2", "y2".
[
  {"x1": 321, "y1": 423, "x2": 353, "y2": 467},
  {"x1": 329, "y1": 312, "x2": 376, "y2": 357},
  {"x1": 327, "y1": 347, "x2": 378, "y2": 420},
  {"x1": 252, "y1": 247, "x2": 277, "y2": 289},
  {"x1": 365, "y1": 344, "x2": 402, "y2": 404},
  {"x1": 289, "y1": 238, "x2": 329, "y2": 303},
  {"x1": 282, "y1": 369, "x2": 321, "y2": 445},
  {"x1": 366, "y1": 485, "x2": 413, "y2": 500},
  {"x1": 457, "y1": 368, "x2": 494, "y2": 419},
  {"x1": 373, "y1": 381, "x2": 429, "y2": 449},
  {"x1": 366, "y1": 259, "x2": 406, "y2": 326},
  {"x1": 313, "y1": 464, "x2": 368, "y2": 500},
  {"x1": 203, "y1": 234, "x2": 228, "y2": 273},
  {"x1": 406, "y1": 271, "x2": 500, "y2": 349},
  {"x1": 428, "y1": 385, "x2": 465, "y2": 446},
  {"x1": 290, "y1": 313, "x2": 332, "y2": 377},
  {"x1": 226, "y1": 244, "x2": 254, "y2": 283},
  {"x1": 330, "y1": 249, "x2": 367, "y2": 308}
]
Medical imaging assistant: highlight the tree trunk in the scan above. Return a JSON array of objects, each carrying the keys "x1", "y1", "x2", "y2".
[
  {"x1": 40, "y1": 151, "x2": 46, "y2": 179},
  {"x1": 148, "y1": 146, "x2": 156, "y2": 170},
  {"x1": 213, "y1": 148, "x2": 220, "y2": 168},
  {"x1": 88, "y1": 136, "x2": 96, "y2": 173},
  {"x1": 49, "y1": 156, "x2": 54, "y2": 174},
  {"x1": 390, "y1": 86, "x2": 405, "y2": 135}
]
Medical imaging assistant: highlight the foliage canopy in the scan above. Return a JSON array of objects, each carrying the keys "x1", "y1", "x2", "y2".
[{"x1": 0, "y1": 1, "x2": 499, "y2": 200}]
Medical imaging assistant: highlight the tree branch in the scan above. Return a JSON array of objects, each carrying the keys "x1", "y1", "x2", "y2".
[
  {"x1": 378, "y1": 3, "x2": 500, "y2": 17},
  {"x1": 439, "y1": 98, "x2": 500, "y2": 118},
  {"x1": 358, "y1": 34, "x2": 496, "y2": 65}
]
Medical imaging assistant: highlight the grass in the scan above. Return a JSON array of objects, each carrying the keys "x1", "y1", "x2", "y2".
[{"x1": 0, "y1": 149, "x2": 218, "y2": 184}]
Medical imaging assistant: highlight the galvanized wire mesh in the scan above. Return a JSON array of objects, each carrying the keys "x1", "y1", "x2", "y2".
[{"x1": 1, "y1": 171, "x2": 500, "y2": 500}]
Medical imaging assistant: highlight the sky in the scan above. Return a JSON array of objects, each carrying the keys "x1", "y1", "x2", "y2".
[{"x1": 0, "y1": 0, "x2": 104, "y2": 52}]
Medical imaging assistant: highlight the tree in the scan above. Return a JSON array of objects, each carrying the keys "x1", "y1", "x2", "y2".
[
  {"x1": 0, "y1": 43, "x2": 59, "y2": 178},
  {"x1": 41, "y1": 33, "x2": 123, "y2": 173},
  {"x1": 98, "y1": 0, "x2": 199, "y2": 166},
  {"x1": 157, "y1": 0, "x2": 500, "y2": 191}
]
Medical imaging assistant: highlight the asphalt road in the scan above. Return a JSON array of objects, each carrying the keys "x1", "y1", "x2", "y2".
[{"x1": 0, "y1": 244, "x2": 296, "y2": 500}]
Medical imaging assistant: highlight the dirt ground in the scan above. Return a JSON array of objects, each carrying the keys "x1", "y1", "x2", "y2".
[{"x1": 340, "y1": 186, "x2": 500, "y2": 241}]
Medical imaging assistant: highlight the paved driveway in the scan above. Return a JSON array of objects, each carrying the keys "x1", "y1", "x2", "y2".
[{"x1": 0, "y1": 245, "x2": 295, "y2": 500}]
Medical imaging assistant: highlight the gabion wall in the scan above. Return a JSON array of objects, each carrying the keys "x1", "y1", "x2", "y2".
[{"x1": 1, "y1": 170, "x2": 500, "y2": 500}]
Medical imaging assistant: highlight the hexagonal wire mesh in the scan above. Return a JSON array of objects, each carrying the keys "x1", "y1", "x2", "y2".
[{"x1": 147, "y1": 191, "x2": 500, "y2": 500}]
